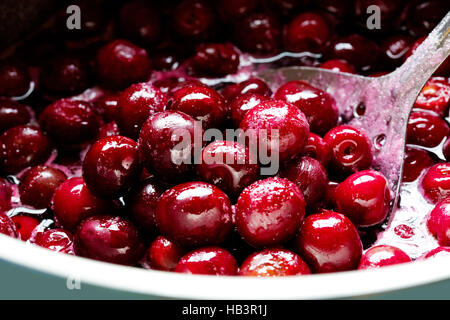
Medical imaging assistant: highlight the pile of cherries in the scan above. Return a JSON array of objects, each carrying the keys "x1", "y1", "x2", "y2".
[{"x1": 0, "y1": 0, "x2": 450, "y2": 277}]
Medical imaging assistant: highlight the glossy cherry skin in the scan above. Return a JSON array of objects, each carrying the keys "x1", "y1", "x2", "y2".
[
  {"x1": 190, "y1": 43, "x2": 240, "y2": 77},
  {"x1": 239, "y1": 100, "x2": 310, "y2": 162},
  {"x1": 222, "y1": 78, "x2": 272, "y2": 102},
  {"x1": 169, "y1": 84, "x2": 227, "y2": 129},
  {"x1": 33, "y1": 228, "x2": 73, "y2": 254},
  {"x1": 296, "y1": 211, "x2": 363, "y2": 273},
  {"x1": 95, "y1": 94, "x2": 120, "y2": 123},
  {"x1": 196, "y1": 140, "x2": 259, "y2": 198},
  {"x1": 427, "y1": 197, "x2": 450, "y2": 246},
  {"x1": 379, "y1": 35, "x2": 412, "y2": 69},
  {"x1": 156, "y1": 182, "x2": 233, "y2": 247},
  {"x1": 0, "y1": 125, "x2": 51, "y2": 175},
  {"x1": 126, "y1": 178, "x2": 164, "y2": 234},
  {"x1": 402, "y1": 146, "x2": 434, "y2": 183},
  {"x1": 39, "y1": 99, "x2": 99, "y2": 146},
  {"x1": 300, "y1": 133, "x2": 332, "y2": 168},
  {"x1": 52, "y1": 177, "x2": 111, "y2": 231},
  {"x1": 74, "y1": 214, "x2": 144, "y2": 265},
  {"x1": 217, "y1": 0, "x2": 258, "y2": 22},
  {"x1": 407, "y1": 111, "x2": 449, "y2": 148},
  {"x1": 19, "y1": 165, "x2": 67, "y2": 209},
  {"x1": 234, "y1": 13, "x2": 282, "y2": 54},
  {"x1": 118, "y1": 82, "x2": 169, "y2": 139},
  {"x1": 83, "y1": 136, "x2": 141, "y2": 198},
  {"x1": 0, "y1": 178, "x2": 12, "y2": 212},
  {"x1": 358, "y1": 245, "x2": 411, "y2": 269},
  {"x1": 0, "y1": 99, "x2": 31, "y2": 133},
  {"x1": 239, "y1": 248, "x2": 311, "y2": 277},
  {"x1": 118, "y1": 0, "x2": 161, "y2": 46},
  {"x1": 422, "y1": 163, "x2": 450, "y2": 203},
  {"x1": 327, "y1": 34, "x2": 380, "y2": 72},
  {"x1": 324, "y1": 125, "x2": 373, "y2": 177},
  {"x1": 0, "y1": 212, "x2": 19, "y2": 238},
  {"x1": 335, "y1": 170, "x2": 391, "y2": 227},
  {"x1": 152, "y1": 51, "x2": 181, "y2": 71},
  {"x1": 11, "y1": 215, "x2": 40, "y2": 241},
  {"x1": 0, "y1": 61, "x2": 30, "y2": 97},
  {"x1": 284, "y1": 12, "x2": 330, "y2": 53},
  {"x1": 274, "y1": 80, "x2": 338, "y2": 135},
  {"x1": 97, "y1": 121, "x2": 121, "y2": 139},
  {"x1": 235, "y1": 177, "x2": 305, "y2": 247},
  {"x1": 422, "y1": 246, "x2": 450, "y2": 259},
  {"x1": 280, "y1": 156, "x2": 328, "y2": 210},
  {"x1": 95, "y1": 39, "x2": 151, "y2": 90},
  {"x1": 320, "y1": 59, "x2": 356, "y2": 74},
  {"x1": 173, "y1": 0, "x2": 216, "y2": 40},
  {"x1": 444, "y1": 138, "x2": 450, "y2": 162},
  {"x1": 413, "y1": 77, "x2": 450, "y2": 117},
  {"x1": 39, "y1": 56, "x2": 89, "y2": 96},
  {"x1": 138, "y1": 111, "x2": 201, "y2": 182},
  {"x1": 146, "y1": 235, "x2": 186, "y2": 271},
  {"x1": 228, "y1": 93, "x2": 269, "y2": 127},
  {"x1": 175, "y1": 247, "x2": 238, "y2": 275}
]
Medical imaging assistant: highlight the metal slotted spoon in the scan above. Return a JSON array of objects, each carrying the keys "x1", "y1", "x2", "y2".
[{"x1": 257, "y1": 12, "x2": 450, "y2": 213}]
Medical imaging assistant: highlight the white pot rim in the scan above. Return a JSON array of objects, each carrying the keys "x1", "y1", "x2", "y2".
[{"x1": 0, "y1": 234, "x2": 449, "y2": 299}]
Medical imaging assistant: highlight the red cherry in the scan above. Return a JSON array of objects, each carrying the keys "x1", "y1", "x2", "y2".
[
  {"x1": 118, "y1": 82, "x2": 168, "y2": 139},
  {"x1": 118, "y1": 0, "x2": 162, "y2": 46},
  {"x1": 296, "y1": 211, "x2": 362, "y2": 273},
  {"x1": 300, "y1": 132, "x2": 332, "y2": 167},
  {"x1": 327, "y1": 34, "x2": 380, "y2": 72},
  {"x1": 83, "y1": 136, "x2": 141, "y2": 198},
  {"x1": 146, "y1": 235, "x2": 186, "y2": 271},
  {"x1": 239, "y1": 248, "x2": 311, "y2": 277},
  {"x1": 335, "y1": 170, "x2": 391, "y2": 227},
  {"x1": 0, "y1": 61, "x2": 30, "y2": 97},
  {"x1": 0, "y1": 212, "x2": 19, "y2": 238},
  {"x1": 234, "y1": 13, "x2": 282, "y2": 54},
  {"x1": 173, "y1": 0, "x2": 216, "y2": 40},
  {"x1": 421, "y1": 163, "x2": 450, "y2": 203},
  {"x1": 0, "y1": 125, "x2": 51, "y2": 175},
  {"x1": 0, "y1": 99, "x2": 31, "y2": 133},
  {"x1": 175, "y1": 247, "x2": 237, "y2": 275},
  {"x1": 402, "y1": 146, "x2": 434, "y2": 183},
  {"x1": 155, "y1": 182, "x2": 233, "y2": 247},
  {"x1": 196, "y1": 140, "x2": 259, "y2": 198},
  {"x1": 407, "y1": 111, "x2": 449, "y2": 148},
  {"x1": 152, "y1": 51, "x2": 181, "y2": 71},
  {"x1": 355, "y1": 0, "x2": 404, "y2": 32},
  {"x1": 358, "y1": 245, "x2": 411, "y2": 269},
  {"x1": 235, "y1": 177, "x2": 305, "y2": 247},
  {"x1": 11, "y1": 215, "x2": 40, "y2": 241},
  {"x1": 324, "y1": 125, "x2": 373, "y2": 177},
  {"x1": 0, "y1": 178, "x2": 12, "y2": 212},
  {"x1": 126, "y1": 178, "x2": 163, "y2": 234},
  {"x1": 284, "y1": 12, "x2": 330, "y2": 53},
  {"x1": 281, "y1": 156, "x2": 328, "y2": 210},
  {"x1": 237, "y1": 78, "x2": 272, "y2": 98},
  {"x1": 169, "y1": 84, "x2": 227, "y2": 129},
  {"x1": 39, "y1": 99, "x2": 98, "y2": 146},
  {"x1": 217, "y1": 0, "x2": 258, "y2": 22},
  {"x1": 138, "y1": 111, "x2": 202, "y2": 182},
  {"x1": 19, "y1": 165, "x2": 67, "y2": 209},
  {"x1": 39, "y1": 56, "x2": 90, "y2": 96},
  {"x1": 413, "y1": 77, "x2": 450, "y2": 117},
  {"x1": 190, "y1": 43, "x2": 240, "y2": 77},
  {"x1": 74, "y1": 214, "x2": 144, "y2": 265},
  {"x1": 95, "y1": 39, "x2": 151, "y2": 90},
  {"x1": 264, "y1": 0, "x2": 310, "y2": 17},
  {"x1": 33, "y1": 228, "x2": 73, "y2": 254},
  {"x1": 228, "y1": 93, "x2": 269, "y2": 127},
  {"x1": 379, "y1": 35, "x2": 412, "y2": 68},
  {"x1": 53, "y1": 177, "x2": 111, "y2": 231},
  {"x1": 94, "y1": 94, "x2": 120, "y2": 123},
  {"x1": 274, "y1": 80, "x2": 338, "y2": 135},
  {"x1": 427, "y1": 197, "x2": 450, "y2": 246},
  {"x1": 97, "y1": 121, "x2": 121, "y2": 139},
  {"x1": 320, "y1": 59, "x2": 356, "y2": 74},
  {"x1": 239, "y1": 100, "x2": 310, "y2": 162}
]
